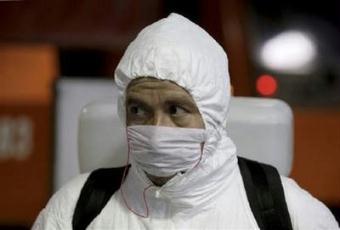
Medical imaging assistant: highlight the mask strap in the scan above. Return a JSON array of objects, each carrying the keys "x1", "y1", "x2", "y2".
[
  {"x1": 192, "y1": 142, "x2": 204, "y2": 169},
  {"x1": 120, "y1": 127, "x2": 153, "y2": 218}
]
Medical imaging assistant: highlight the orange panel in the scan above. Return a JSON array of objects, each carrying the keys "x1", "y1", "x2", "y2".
[
  {"x1": 291, "y1": 109, "x2": 340, "y2": 206},
  {"x1": 0, "y1": 43, "x2": 57, "y2": 226},
  {"x1": 0, "y1": 105, "x2": 52, "y2": 226},
  {"x1": 0, "y1": 43, "x2": 58, "y2": 104}
]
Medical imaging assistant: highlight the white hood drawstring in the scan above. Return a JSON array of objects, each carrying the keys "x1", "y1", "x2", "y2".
[{"x1": 115, "y1": 13, "x2": 237, "y2": 218}]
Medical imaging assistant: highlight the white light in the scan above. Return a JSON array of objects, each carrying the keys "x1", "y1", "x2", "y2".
[{"x1": 260, "y1": 30, "x2": 317, "y2": 74}]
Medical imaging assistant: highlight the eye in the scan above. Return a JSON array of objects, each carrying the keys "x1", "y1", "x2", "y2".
[
  {"x1": 169, "y1": 105, "x2": 187, "y2": 116},
  {"x1": 128, "y1": 104, "x2": 146, "y2": 117}
]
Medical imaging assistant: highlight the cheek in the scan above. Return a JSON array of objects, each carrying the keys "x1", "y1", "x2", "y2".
[
  {"x1": 173, "y1": 114, "x2": 205, "y2": 128},
  {"x1": 192, "y1": 114, "x2": 205, "y2": 129},
  {"x1": 127, "y1": 117, "x2": 151, "y2": 126},
  {"x1": 126, "y1": 113, "x2": 149, "y2": 126}
]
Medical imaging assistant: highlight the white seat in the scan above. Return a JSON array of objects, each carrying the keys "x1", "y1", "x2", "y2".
[{"x1": 78, "y1": 96, "x2": 293, "y2": 176}]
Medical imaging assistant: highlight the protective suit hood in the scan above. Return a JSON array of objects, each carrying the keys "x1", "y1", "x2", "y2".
[
  {"x1": 115, "y1": 13, "x2": 231, "y2": 131},
  {"x1": 114, "y1": 13, "x2": 237, "y2": 218}
]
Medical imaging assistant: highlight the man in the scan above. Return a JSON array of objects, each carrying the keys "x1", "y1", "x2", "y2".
[{"x1": 33, "y1": 13, "x2": 339, "y2": 229}]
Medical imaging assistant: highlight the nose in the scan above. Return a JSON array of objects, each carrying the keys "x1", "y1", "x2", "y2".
[{"x1": 152, "y1": 110, "x2": 175, "y2": 127}]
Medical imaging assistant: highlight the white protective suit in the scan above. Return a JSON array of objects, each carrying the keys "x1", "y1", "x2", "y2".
[{"x1": 33, "y1": 13, "x2": 339, "y2": 229}]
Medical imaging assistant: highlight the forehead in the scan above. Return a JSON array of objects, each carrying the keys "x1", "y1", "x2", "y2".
[{"x1": 126, "y1": 77, "x2": 193, "y2": 99}]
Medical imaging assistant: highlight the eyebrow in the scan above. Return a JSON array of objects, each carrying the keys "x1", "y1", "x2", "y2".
[
  {"x1": 163, "y1": 95, "x2": 198, "y2": 110},
  {"x1": 126, "y1": 93, "x2": 199, "y2": 112},
  {"x1": 126, "y1": 96, "x2": 153, "y2": 111}
]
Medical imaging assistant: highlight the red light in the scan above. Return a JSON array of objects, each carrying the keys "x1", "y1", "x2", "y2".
[{"x1": 256, "y1": 74, "x2": 278, "y2": 96}]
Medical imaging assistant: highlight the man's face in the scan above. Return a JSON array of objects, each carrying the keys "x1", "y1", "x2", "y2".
[
  {"x1": 126, "y1": 77, "x2": 204, "y2": 129},
  {"x1": 125, "y1": 77, "x2": 205, "y2": 186}
]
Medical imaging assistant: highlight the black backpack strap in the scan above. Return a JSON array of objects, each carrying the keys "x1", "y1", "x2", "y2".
[
  {"x1": 238, "y1": 157, "x2": 293, "y2": 230},
  {"x1": 72, "y1": 166, "x2": 128, "y2": 230}
]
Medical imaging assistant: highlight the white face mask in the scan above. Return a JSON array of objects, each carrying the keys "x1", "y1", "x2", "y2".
[{"x1": 127, "y1": 125, "x2": 207, "y2": 177}]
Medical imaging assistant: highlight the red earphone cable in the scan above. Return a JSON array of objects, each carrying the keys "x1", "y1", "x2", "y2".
[{"x1": 120, "y1": 127, "x2": 152, "y2": 218}]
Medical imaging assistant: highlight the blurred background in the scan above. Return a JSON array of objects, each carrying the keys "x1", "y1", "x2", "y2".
[{"x1": 0, "y1": 0, "x2": 339, "y2": 228}]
